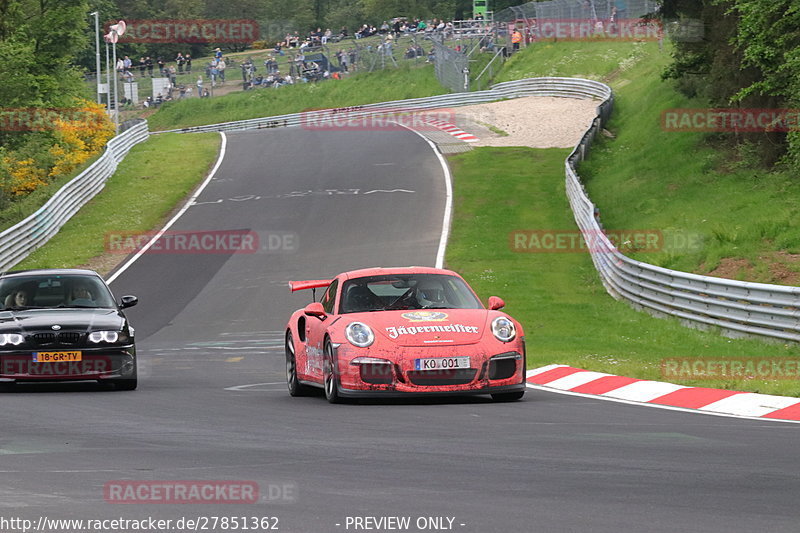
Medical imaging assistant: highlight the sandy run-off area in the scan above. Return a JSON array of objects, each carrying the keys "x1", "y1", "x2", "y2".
[{"x1": 456, "y1": 95, "x2": 601, "y2": 149}]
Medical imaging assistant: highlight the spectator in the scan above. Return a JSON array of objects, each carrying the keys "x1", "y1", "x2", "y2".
[
  {"x1": 322, "y1": 28, "x2": 332, "y2": 44},
  {"x1": 145, "y1": 56, "x2": 154, "y2": 77},
  {"x1": 176, "y1": 52, "x2": 185, "y2": 74},
  {"x1": 185, "y1": 54, "x2": 192, "y2": 73},
  {"x1": 196, "y1": 76, "x2": 203, "y2": 97},
  {"x1": 511, "y1": 29, "x2": 522, "y2": 52},
  {"x1": 157, "y1": 57, "x2": 165, "y2": 76},
  {"x1": 138, "y1": 57, "x2": 146, "y2": 77},
  {"x1": 218, "y1": 58, "x2": 226, "y2": 82}
]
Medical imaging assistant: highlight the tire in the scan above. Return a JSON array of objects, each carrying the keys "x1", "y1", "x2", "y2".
[
  {"x1": 491, "y1": 390, "x2": 524, "y2": 402},
  {"x1": 323, "y1": 339, "x2": 342, "y2": 404},
  {"x1": 285, "y1": 331, "x2": 313, "y2": 397}
]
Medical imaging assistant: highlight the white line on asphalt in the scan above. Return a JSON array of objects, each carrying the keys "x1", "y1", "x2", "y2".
[
  {"x1": 107, "y1": 131, "x2": 228, "y2": 284},
  {"x1": 396, "y1": 123, "x2": 453, "y2": 269}
]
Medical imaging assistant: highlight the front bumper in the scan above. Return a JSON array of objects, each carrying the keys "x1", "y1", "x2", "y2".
[
  {"x1": 335, "y1": 343, "x2": 526, "y2": 397},
  {"x1": 338, "y1": 382, "x2": 526, "y2": 398},
  {"x1": 0, "y1": 346, "x2": 136, "y2": 382}
]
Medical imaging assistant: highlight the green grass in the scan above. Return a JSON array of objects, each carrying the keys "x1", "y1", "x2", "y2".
[
  {"x1": 576, "y1": 43, "x2": 800, "y2": 283},
  {"x1": 446, "y1": 147, "x2": 800, "y2": 396},
  {"x1": 15, "y1": 133, "x2": 220, "y2": 271},
  {"x1": 147, "y1": 62, "x2": 444, "y2": 131},
  {"x1": 0, "y1": 153, "x2": 105, "y2": 233},
  {"x1": 496, "y1": 40, "x2": 654, "y2": 82}
]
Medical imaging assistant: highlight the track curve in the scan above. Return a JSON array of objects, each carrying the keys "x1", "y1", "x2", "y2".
[{"x1": 2, "y1": 126, "x2": 799, "y2": 533}]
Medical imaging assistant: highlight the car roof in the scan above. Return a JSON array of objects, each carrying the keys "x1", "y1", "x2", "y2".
[
  {"x1": 341, "y1": 266, "x2": 462, "y2": 280},
  {"x1": 0, "y1": 268, "x2": 102, "y2": 280}
]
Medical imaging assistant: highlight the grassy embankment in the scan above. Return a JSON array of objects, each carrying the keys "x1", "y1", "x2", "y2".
[
  {"x1": 147, "y1": 62, "x2": 444, "y2": 131},
  {"x1": 16, "y1": 37, "x2": 800, "y2": 394},
  {"x1": 14, "y1": 133, "x2": 220, "y2": 271},
  {"x1": 447, "y1": 39, "x2": 800, "y2": 395}
]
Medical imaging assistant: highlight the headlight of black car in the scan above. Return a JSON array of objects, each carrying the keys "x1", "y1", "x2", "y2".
[
  {"x1": 0, "y1": 333, "x2": 24, "y2": 347},
  {"x1": 88, "y1": 330, "x2": 128, "y2": 344}
]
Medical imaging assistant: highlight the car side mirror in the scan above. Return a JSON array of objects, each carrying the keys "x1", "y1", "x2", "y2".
[
  {"x1": 304, "y1": 302, "x2": 326, "y2": 318},
  {"x1": 120, "y1": 295, "x2": 138, "y2": 309},
  {"x1": 488, "y1": 296, "x2": 505, "y2": 310}
]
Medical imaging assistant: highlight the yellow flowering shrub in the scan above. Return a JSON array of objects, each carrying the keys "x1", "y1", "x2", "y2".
[
  {"x1": 2, "y1": 156, "x2": 48, "y2": 196},
  {"x1": 0, "y1": 100, "x2": 115, "y2": 199},
  {"x1": 48, "y1": 100, "x2": 115, "y2": 178}
]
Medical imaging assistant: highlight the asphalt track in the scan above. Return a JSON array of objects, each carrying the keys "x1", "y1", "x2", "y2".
[{"x1": 1, "y1": 126, "x2": 799, "y2": 533}]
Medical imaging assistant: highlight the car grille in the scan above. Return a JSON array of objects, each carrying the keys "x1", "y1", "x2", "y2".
[
  {"x1": 30, "y1": 332, "x2": 82, "y2": 347},
  {"x1": 407, "y1": 369, "x2": 477, "y2": 386},
  {"x1": 489, "y1": 357, "x2": 517, "y2": 380}
]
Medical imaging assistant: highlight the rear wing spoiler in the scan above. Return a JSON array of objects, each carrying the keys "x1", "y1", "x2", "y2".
[{"x1": 289, "y1": 279, "x2": 332, "y2": 292}]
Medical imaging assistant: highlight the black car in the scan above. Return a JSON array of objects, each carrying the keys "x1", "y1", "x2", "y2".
[{"x1": 0, "y1": 269, "x2": 138, "y2": 390}]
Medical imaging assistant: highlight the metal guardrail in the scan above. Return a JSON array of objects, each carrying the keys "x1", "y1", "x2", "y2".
[
  {"x1": 11, "y1": 77, "x2": 797, "y2": 342},
  {"x1": 160, "y1": 76, "x2": 800, "y2": 342},
  {"x1": 0, "y1": 120, "x2": 150, "y2": 272},
  {"x1": 157, "y1": 77, "x2": 611, "y2": 134}
]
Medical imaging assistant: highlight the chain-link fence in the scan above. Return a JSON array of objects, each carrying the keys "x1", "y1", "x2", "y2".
[
  {"x1": 496, "y1": 0, "x2": 658, "y2": 24},
  {"x1": 430, "y1": 35, "x2": 471, "y2": 93}
]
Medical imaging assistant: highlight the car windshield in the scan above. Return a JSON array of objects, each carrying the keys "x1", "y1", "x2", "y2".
[
  {"x1": 0, "y1": 274, "x2": 116, "y2": 310},
  {"x1": 339, "y1": 273, "x2": 483, "y2": 314}
]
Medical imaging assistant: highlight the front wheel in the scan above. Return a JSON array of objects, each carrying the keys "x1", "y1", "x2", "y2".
[
  {"x1": 491, "y1": 390, "x2": 524, "y2": 402},
  {"x1": 323, "y1": 340, "x2": 342, "y2": 404}
]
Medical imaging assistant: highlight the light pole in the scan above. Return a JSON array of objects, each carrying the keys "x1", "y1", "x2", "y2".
[
  {"x1": 90, "y1": 11, "x2": 101, "y2": 104},
  {"x1": 104, "y1": 34, "x2": 111, "y2": 113},
  {"x1": 105, "y1": 20, "x2": 126, "y2": 133}
]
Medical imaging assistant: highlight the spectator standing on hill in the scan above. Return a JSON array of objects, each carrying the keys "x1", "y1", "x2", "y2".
[
  {"x1": 138, "y1": 57, "x2": 146, "y2": 77},
  {"x1": 145, "y1": 56, "x2": 153, "y2": 77},
  {"x1": 196, "y1": 76, "x2": 203, "y2": 97},
  {"x1": 157, "y1": 57, "x2": 165, "y2": 75},
  {"x1": 185, "y1": 54, "x2": 192, "y2": 73},
  {"x1": 176, "y1": 52, "x2": 185, "y2": 73},
  {"x1": 511, "y1": 29, "x2": 522, "y2": 52},
  {"x1": 218, "y1": 58, "x2": 226, "y2": 82}
]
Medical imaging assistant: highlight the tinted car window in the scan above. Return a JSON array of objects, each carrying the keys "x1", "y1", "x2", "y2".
[
  {"x1": 339, "y1": 274, "x2": 482, "y2": 313},
  {"x1": 320, "y1": 279, "x2": 338, "y2": 314},
  {"x1": 0, "y1": 274, "x2": 116, "y2": 309}
]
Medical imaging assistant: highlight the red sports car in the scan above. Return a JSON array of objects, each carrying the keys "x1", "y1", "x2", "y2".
[{"x1": 285, "y1": 267, "x2": 526, "y2": 403}]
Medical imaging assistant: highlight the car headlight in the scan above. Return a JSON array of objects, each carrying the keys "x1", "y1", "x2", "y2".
[
  {"x1": 345, "y1": 322, "x2": 374, "y2": 348},
  {"x1": 89, "y1": 330, "x2": 120, "y2": 343},
  {"x1": 491, "y1": 316, "x2": 516, "y2": 342},
  {"x1": 0, "y1": 333, "x2": 24, "y2": 346}
]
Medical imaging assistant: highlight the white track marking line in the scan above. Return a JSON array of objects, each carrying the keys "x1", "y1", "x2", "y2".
[
  {"x1": 602, "y1": 381, "x2": 688, "y2": 402},
  {"x1": 545, "y1": 371, "x2": 614, "y2": 391},
  {"x1": 700, "y1": 393, "x2": 800, "y2": 418},
  {"x1": 525, "y1": 383, "x2": 800, "y2": 425},
  {"x1": 395, "y1": 123, "x2": 452, "y2": 269},
  {"x1": 107, "y1": 132, "x2": 228, "y2": 285}
]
